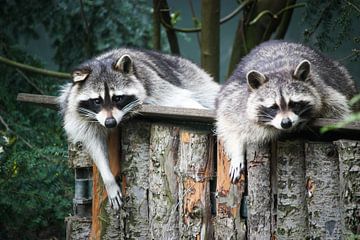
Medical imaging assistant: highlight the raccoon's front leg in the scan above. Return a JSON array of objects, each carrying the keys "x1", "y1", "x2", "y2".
[
  {"x1": 83, "y1": 136, "x2": 123, "y2": 211},
  {"x1": 223, "y1": 134, "x2": 246, "y2": 183}
]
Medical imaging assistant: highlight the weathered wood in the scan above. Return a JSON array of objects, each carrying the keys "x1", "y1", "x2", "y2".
[
  {"x1": 65, "y1": 216, "x2": 91, "y2": 240},
  {"x1": 148, "y1": 124, "x2": 180, "y2": 239},
  {"x1": 68, "y1": 142, "x2": 93, "y2": 168},
  {"x1": 120, "y1": 121, "x2": 151, "y2": 239},
  {"x1": 247, "y1": 143, "x2": 272, "y2": 240},
  {"x1": 214, "y1": 140, "x2": 245, "y2": 240},
  {"x1": 335, "y1": 140, "x2": 360, "y2": 237},
  {"x1": 178, "y1": 130, "x2": 214, "y2": 239},
  {"x1": 276, "y1": 140, "x2": 308, "y2": 239},
  {"x1": 305, "y1": 142, "x2": 342, "y2": 239},
  {"x1": 91, "y1": 128, "x2": 123, "y2": 240}
]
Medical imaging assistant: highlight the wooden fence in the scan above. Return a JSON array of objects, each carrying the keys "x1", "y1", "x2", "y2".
[{"x1": 18, "y1": 93, "x2": 360, "y2": 240}]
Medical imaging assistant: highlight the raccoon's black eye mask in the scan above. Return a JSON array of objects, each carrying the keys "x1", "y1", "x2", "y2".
[{"x1": 288, "y1": 100, "x2": 312, "y2": 116}]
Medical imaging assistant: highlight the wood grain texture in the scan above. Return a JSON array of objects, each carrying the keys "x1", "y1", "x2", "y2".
[
  {"x1": 178, "y1": 130, "x2": 214, "y2": 239},
  {"x1": 305, "y1": 142, "x2": 342, "y2": 239},
  {"x1": 120, "y1": 121, "x2": 151, "y2": 239},
  {"x1": 276, "y1": 140, "x2": 308, "y2": 239},
  {"x1": 148, "y1": 124, "x2": 180, "y2": 239},
  {"x1": 335, "y1": 140, "x2": 360, "y2": 237},
  {"x1": 214, "y1": 140, "x2": 245, "y2": 240},
  {"x1": 247, "y1": 143, "x2": 272, "y2": 240}
]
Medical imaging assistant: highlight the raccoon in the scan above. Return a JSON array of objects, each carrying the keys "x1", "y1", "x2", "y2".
[
  {"x1": 216, "y1": 40, "x2": 358, "y2": 182},
  {"x1": 59, "y1": 48, "x2": 220, "y2": 210}
]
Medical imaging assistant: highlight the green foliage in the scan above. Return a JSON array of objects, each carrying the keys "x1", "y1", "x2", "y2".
[
  {"x1": 303, "y1": 0, "x2": 360, "y2": 56},
  {"x1": 0, "y1": 0, "x2": 154, "y2": 239},
  {"x1": 1, "y1": 0, "x2": 153, "y2": 70},
  {"x1": 321, "y1": 94, "x2": 360, "y2": 133}
]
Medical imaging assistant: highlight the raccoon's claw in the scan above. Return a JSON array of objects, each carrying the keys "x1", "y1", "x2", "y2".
[
  {"x1": 229, "y1": 161, "x2": 243, "y2": 183},
  {"x1": 109, "y1": 189, "x2": 123, "y2": 211},
  {"x1": 106, "y1": 183, "x2": 123, "y2": 211}
]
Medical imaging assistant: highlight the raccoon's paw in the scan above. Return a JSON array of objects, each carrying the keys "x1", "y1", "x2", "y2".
[
  {"x1": 229, "y1": 160, "x2": 243, "y2": 183},
  {"x1": 106, "y1": 182, "x2": 123, "y2": 211}
]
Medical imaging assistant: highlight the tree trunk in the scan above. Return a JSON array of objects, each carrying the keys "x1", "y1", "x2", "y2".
[
  {"x1": 152, "y1": 0, "x2": 161, "y2": 50},
  {"x1": 159, "y1": 0, "x2": 180, "y2": 55},
  {"x1": 200, "y1": 0, "x2": 220, "y2": 82}
]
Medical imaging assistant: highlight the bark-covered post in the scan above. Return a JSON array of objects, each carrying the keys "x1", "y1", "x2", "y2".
[
  {"x1": 305, "y1": 142, "x2": 342, "y2": 239},
  {"x1": 276, "y1": 140, "x2": 308, "y2": 239},
  {"x1": 214, "y1": 141, "x2": 245, "y2": 239},
  {"x1": 247, "y1": 143, "x2": 272, "y2": 239},
  {"x1": 178, "y1": 129, "x2": 214, "y2": 239},
  {"x1": 335, "y1": 140, "x2": 360, "y2": 237},
  {"x1": 148, "y1": 124, "x2": 180, "y2": 239},
  {"x1": 120, "y1": 121, "x2": 151, "y2": 239},
  {"x1": 200, "y1": 0, "x2": 220, "y2": 81}
]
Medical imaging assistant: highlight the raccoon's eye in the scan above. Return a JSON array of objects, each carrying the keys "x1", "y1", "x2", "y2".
[
  {"x1": 92, "y1": 98, "x2": 102, "y2": 105},
  {"x1": 112, "y1": 95, "x2": 123, "y2": 102},
  {"x1": 289, "y1": 101, "x2": 306, "y2": 109},
  {"x1": 270, "y1": 104, "x2": 279, "y2": 110}
]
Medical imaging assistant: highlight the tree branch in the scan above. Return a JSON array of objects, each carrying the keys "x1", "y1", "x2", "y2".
[
  {"x1": 160, "y1": 0, "x2": 251, "y2": 33},
  {"x1": 249, "y1": 3, "x2": 305, "y2": 25},
  {"x1": 159, "y1": 0, "x2": 180, "y2": 55},
  {"x1": 0, "y1": 55, "x2": 71, "y2": 79}
]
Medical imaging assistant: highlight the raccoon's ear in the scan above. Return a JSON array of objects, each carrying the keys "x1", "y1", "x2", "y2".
[
  {"x1": 293, "y1": 60, "x2": 311, "y2": 81},
  {"x1": 72, "y1": 70, "x2": 89, "y2": 83},
  {"x1": 246, "y1": 70, "x2": 268, "y2": 90},
  {"x1": 115, "y1": 54, "x2": 133, "y2": 74}
]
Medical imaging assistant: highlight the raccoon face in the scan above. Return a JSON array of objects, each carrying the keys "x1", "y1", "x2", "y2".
[
  {"x1": 246, "y1": 60, "x2": 321, "y2": 131},
  {"x1": 71, "y1": 54, "x2": 145, "y2": 128}
]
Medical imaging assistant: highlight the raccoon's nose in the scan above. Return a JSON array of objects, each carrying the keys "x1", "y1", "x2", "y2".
[
  {"x1": 105, "y1": 117, "x2": 117, "y2": 128},
  {"x1": 281, "y1": 118, "x2": 292, "y2": 129}
]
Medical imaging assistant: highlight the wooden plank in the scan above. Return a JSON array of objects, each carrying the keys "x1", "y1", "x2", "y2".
[
  {"x1": 120, "y1": 121, "x2": 151, "y2": 239},
  {"x1": 213, "y1": 140, "x2": 245, "y2": 240},
  {"x1": 334, "y1": 140, "x2": 360, "y2": 238},
  {"x1": 178, "y1": 130, "x2": 214, "y2": 239},
  {"x1": 17, "y1": 93, "x2": 215, "y2": 123},
  {"x1": 305, "y1": 142, "x2": 342, "y2": 239},
  {"x1": 276, "y1": 140, "x2": 308, "y2": 239},
  {"x1": 148, "y1": 124, "x2": 180, "y2": 239},
  {"x1": 246, "y1": 143, "x2": 272, "y2": 240},
  {"x1": 17, "y1": 93, "x2": 58, "y2": 109}
]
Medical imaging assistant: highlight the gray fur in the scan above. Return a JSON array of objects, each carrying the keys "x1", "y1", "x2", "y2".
[
  {"x1": 58, "y1": 48, "x2": 220, "y2": 210},
  {"x1": 216, "y1": 40, "x2": 358, "y2": 182}
]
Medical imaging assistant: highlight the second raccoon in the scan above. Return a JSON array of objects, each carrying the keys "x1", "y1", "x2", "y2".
[{"x1": 216, "y1": 40, "x2": 358, "y2": 182}]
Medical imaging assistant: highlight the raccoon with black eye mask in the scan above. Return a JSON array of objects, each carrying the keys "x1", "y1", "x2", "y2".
[
  {"x1": 216, "y1": 40, "x2": 358, "y2": 183},
  {"x1": 58, "y1": 48, "x2": 220, "y2": 211}
]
